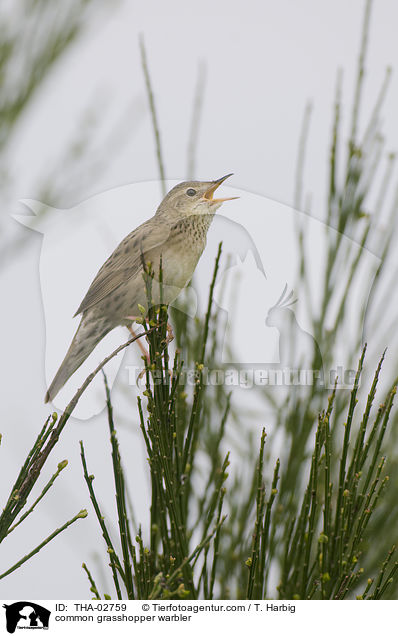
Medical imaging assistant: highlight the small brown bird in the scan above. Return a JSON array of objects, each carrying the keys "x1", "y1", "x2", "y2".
[{"x1": 44, "y1": 174, "x2": 237, "y2": 403}]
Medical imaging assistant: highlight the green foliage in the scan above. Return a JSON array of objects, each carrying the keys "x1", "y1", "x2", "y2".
[
  {"x1": 79, "y1": 251, "x2": 229, "y2": 599},
  {"x1": 277, "y1": 351, "x2": 397, "y2": 600},
  {"x1": 1, "y1": 0, "x2": 398, "y2": 602},
  {"x1": 0, "y1": 320, "x2": 151, "y2": 584},
  {"x1": 77, "y1": 272, "x2": 398, "y2": 599},
  {"x1": 0, "y1": 413, "x2": 86, "y2": 580}
]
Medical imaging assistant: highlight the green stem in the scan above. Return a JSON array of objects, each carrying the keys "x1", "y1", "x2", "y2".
[{"x1": 0, "y1": 510, "x2": 87, "y2": 581}]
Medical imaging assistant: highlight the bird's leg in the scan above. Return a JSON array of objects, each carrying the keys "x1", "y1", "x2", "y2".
[
  {"x1": 166, "y1": 322, "x2": 174, "y2": 344},
  {"x1": 125, "y1": 316, "x2": 173, "y2": 384},
  {"x1": 126, "y1": 324, "x2": 151, "y2": 365}
]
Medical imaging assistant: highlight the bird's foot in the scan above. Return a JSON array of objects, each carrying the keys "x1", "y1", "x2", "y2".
[
  {"x1": 137, "y1": 366, "x2": 147, "y2": 382},
  {"x1": 126, "y1": 325, "x2": 150, "y2": 365},
  {"x1": 166, "y1": 322, "x2": 174, "y2": 345}
]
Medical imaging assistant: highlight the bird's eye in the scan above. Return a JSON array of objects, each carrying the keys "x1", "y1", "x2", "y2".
[{"x1": 186, "y1": 188, "x2": 196, "y2": 196}]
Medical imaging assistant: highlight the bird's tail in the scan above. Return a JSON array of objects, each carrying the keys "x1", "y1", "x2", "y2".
[{"x1": 44, "y1": 315, "x2": 113, "y2": 403}]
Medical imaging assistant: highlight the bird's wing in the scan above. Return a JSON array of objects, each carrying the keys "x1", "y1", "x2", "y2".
[{"x1": 74, "y1": 218, "x2": 172, "y2": 316}]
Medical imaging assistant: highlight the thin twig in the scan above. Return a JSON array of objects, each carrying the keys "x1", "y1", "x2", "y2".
[
  {"x1": 139, "y1": 34, "x2": 166, "y2": 195},
  {"x1": 187, "y1": 61, "x2": 206, "y2": 179},
  {"x1": 0, "y1": 510, "x2": 87, "y2": 580}
]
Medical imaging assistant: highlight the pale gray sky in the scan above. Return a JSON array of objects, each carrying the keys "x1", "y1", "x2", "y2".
[{"x1": 1, "y1": 0, "x2": 398, "y2": 599}]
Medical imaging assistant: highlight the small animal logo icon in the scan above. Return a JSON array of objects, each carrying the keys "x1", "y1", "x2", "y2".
[
  {"x1": 266, "y1": 284, "x2": 323, "y2": 376},
  {"x1": 3, "y1": 602, "x2": 50, "y2": 633}
]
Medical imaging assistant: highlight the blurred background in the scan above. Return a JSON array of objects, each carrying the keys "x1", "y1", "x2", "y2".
[{"x1": 1, "y1": 0, "x2": 398, "y2": 598}]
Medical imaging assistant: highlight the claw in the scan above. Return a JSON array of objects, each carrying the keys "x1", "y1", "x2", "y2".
[
  {"x1": 126, "y1": 325, "x2": 150, "y2": 364},
  {"x1": 166, "y1": 322, "x2": 174, "y2": 345}
]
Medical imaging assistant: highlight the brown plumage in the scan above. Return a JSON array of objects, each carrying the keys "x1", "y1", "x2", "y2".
[{"x1": 44, "y1": 174, "x2": 237, "y2": 403}]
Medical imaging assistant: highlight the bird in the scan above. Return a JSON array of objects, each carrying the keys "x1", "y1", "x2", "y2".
[{"x1": 44, "y1": 174, "x2": 237, "y2": 403}]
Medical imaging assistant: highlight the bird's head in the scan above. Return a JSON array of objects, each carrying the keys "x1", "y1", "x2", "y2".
[{"x1": 156, "y1": 174, "x2": 238, "y2": 218}]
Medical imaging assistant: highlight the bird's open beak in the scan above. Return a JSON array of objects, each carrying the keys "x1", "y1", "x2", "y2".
[{"x1": 203, "y1": 173, "x2": 239, "y2": 203}]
